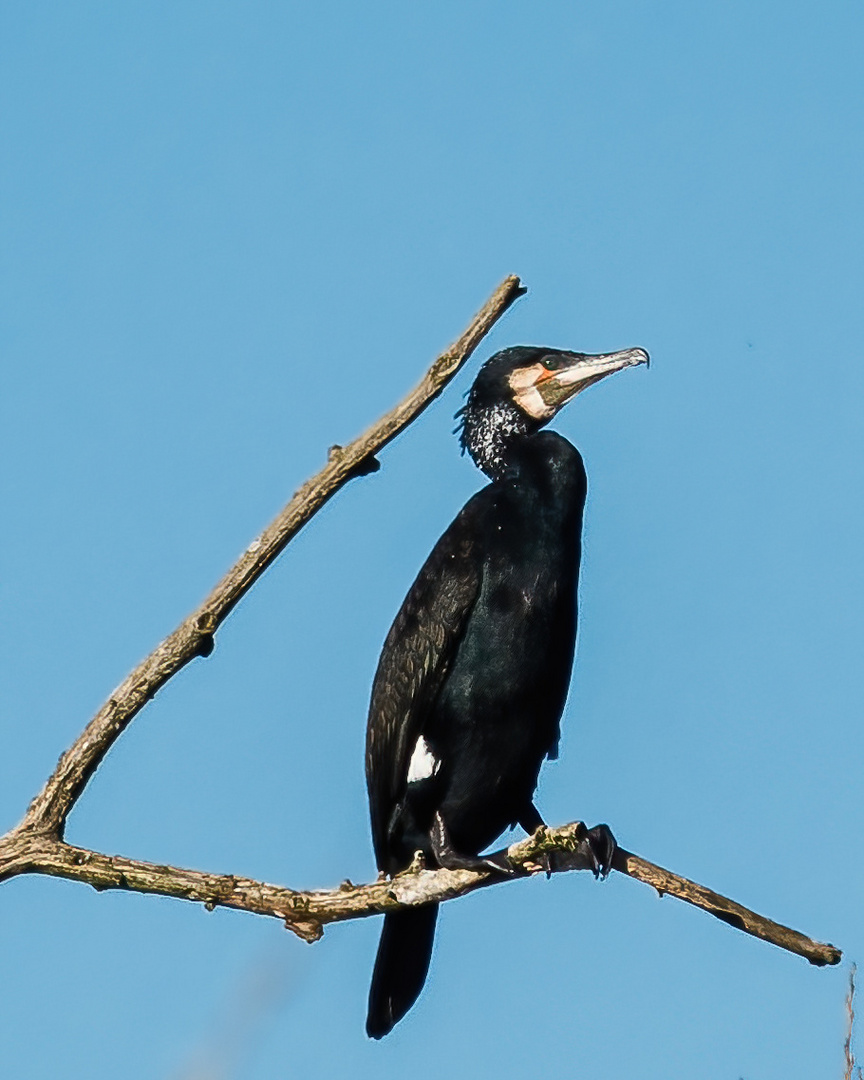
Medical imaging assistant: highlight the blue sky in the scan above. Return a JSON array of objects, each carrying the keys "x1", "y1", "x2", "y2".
[{"x1": 2, "y1": 2, "x2": 863, "y2": 1076}]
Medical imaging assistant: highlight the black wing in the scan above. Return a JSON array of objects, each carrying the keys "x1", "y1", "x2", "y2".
[{"x1": 365, "y1": 492, "x2": 491, "y2": 869}]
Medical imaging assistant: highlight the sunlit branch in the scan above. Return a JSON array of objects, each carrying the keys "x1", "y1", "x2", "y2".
[
  {"x1": 18, "y1": 275, "x2": 525, "y2": 839},
  {"x1": 0, "y1": 274, "x2": 840, "y2": 982},
  {"x1": 0, "y1": 821, "x2": 839, "y2": 966}
]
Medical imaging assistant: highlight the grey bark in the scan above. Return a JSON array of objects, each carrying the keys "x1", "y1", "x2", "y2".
[{"x1": 0, "y1": 274, "x2": 840, "y2": 972}]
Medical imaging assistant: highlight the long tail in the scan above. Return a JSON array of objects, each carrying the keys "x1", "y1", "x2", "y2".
[{"x1": 366, "y1": 904, "x2": 439, "y2": 1038}]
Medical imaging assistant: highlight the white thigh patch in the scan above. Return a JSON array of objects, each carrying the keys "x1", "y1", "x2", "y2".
[{"x1": 407, "y1": 735, "x2": 440, "y2": 783}]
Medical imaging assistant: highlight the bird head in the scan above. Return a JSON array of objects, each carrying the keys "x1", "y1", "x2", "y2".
[{"x1": 457, "y1": 345, "x2": 648, "y2": 475}]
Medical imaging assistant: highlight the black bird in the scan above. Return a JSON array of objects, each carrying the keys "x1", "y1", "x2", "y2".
[{"x1": 365, "y1": 343, "x2": 648, "y2": 1038}]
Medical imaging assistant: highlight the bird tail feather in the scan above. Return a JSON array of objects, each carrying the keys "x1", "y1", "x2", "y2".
[{"x1": 366, "y1": 904, "x2": 438, "y2": 1038}]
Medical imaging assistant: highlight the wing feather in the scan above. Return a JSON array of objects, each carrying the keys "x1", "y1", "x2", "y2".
[{"x1": 365, "y1": 493, "x2": 490, "y2": 868}]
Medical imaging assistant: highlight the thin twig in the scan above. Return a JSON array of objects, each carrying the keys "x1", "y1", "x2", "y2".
[
  {"x1": 845, "y1": 963, "x2": 860, "y2": 1080},
  {"x1": 610, "y1": 848, "x2": 840, "y2": 967},
  {"x1": 18, "y1": 275, "x2": 525, "y2": 839}
]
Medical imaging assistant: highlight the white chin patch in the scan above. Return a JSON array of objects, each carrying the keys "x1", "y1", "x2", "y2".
[
  {"x1": 407, "y1": 736, "x2": 440, "y2": 783},
  {"x1": 508, "y1": 365, "x2": 556, "y2": 421}
]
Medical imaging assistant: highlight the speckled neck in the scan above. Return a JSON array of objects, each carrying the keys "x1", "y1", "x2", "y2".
[{"x1": 459, "y1": 401, "x2": 534, "y2": 480}]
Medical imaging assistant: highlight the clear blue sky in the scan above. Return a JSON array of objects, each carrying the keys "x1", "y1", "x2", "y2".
[{"x1": 2, "y1": 3, "x2": 863, "y2": 1077}]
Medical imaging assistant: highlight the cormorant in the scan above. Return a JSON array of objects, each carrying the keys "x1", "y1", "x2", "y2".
[{"x1": 365, "y1": 343, "x2": 648, "y2": 1038}]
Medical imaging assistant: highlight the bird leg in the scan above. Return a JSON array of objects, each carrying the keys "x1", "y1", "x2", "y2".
[
  {"x1": 430, "y1": 812, "x2": 516, "y2": 876},
  {"x1": 518, "y1": 802, "x2": 546, "y2": 834},
  {"x1": 430, "y1": 811, "x2": 615, "y2": 880}
]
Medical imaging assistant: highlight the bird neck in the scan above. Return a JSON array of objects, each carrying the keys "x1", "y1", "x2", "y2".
[{"x1": 461, "y1": 401, "x2": 535, "y2": 480}]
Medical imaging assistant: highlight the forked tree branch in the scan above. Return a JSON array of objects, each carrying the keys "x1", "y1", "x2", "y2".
[{"x1": 0, "y1": 275, "x2": 840, "y2": 976}]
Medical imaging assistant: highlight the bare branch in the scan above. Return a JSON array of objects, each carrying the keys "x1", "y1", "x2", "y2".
[
  {"x1": 610, "y1": 847, "x2": 840, "y2": 967},
  {"x1": 2, "y1": 276, "x2": 840, "y2": 999},
  {"x1": 19, "y1": 275, "x2": 525, "y2": 838},
  {"x1": 0, "y1": 821, "x2": 839, "y2": 965}
]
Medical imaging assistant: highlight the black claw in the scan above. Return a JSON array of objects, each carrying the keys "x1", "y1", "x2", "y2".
[
  {"x1": 582, "y1": 823, "x2": 616, "y2": 880},
  {"x1": 479, "y1": 849, "x2": 518, "y2": 876}
]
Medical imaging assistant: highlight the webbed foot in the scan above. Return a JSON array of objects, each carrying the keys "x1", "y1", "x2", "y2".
[
  {"x1": 430, "y1": 812, "x2": 516, "y2": 876},
  {"x1": 579, "y1": 823, "x2": 616, "y2": 880}
]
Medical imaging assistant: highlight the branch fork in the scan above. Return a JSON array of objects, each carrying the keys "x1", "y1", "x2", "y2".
[{"x1": 0, "y1": 275, "x2": 840, "y2": 975}]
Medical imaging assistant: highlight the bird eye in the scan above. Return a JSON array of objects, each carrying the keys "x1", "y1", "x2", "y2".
[{"x1": 541, "y1": 355, "x2": 562, "y2": 371}]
